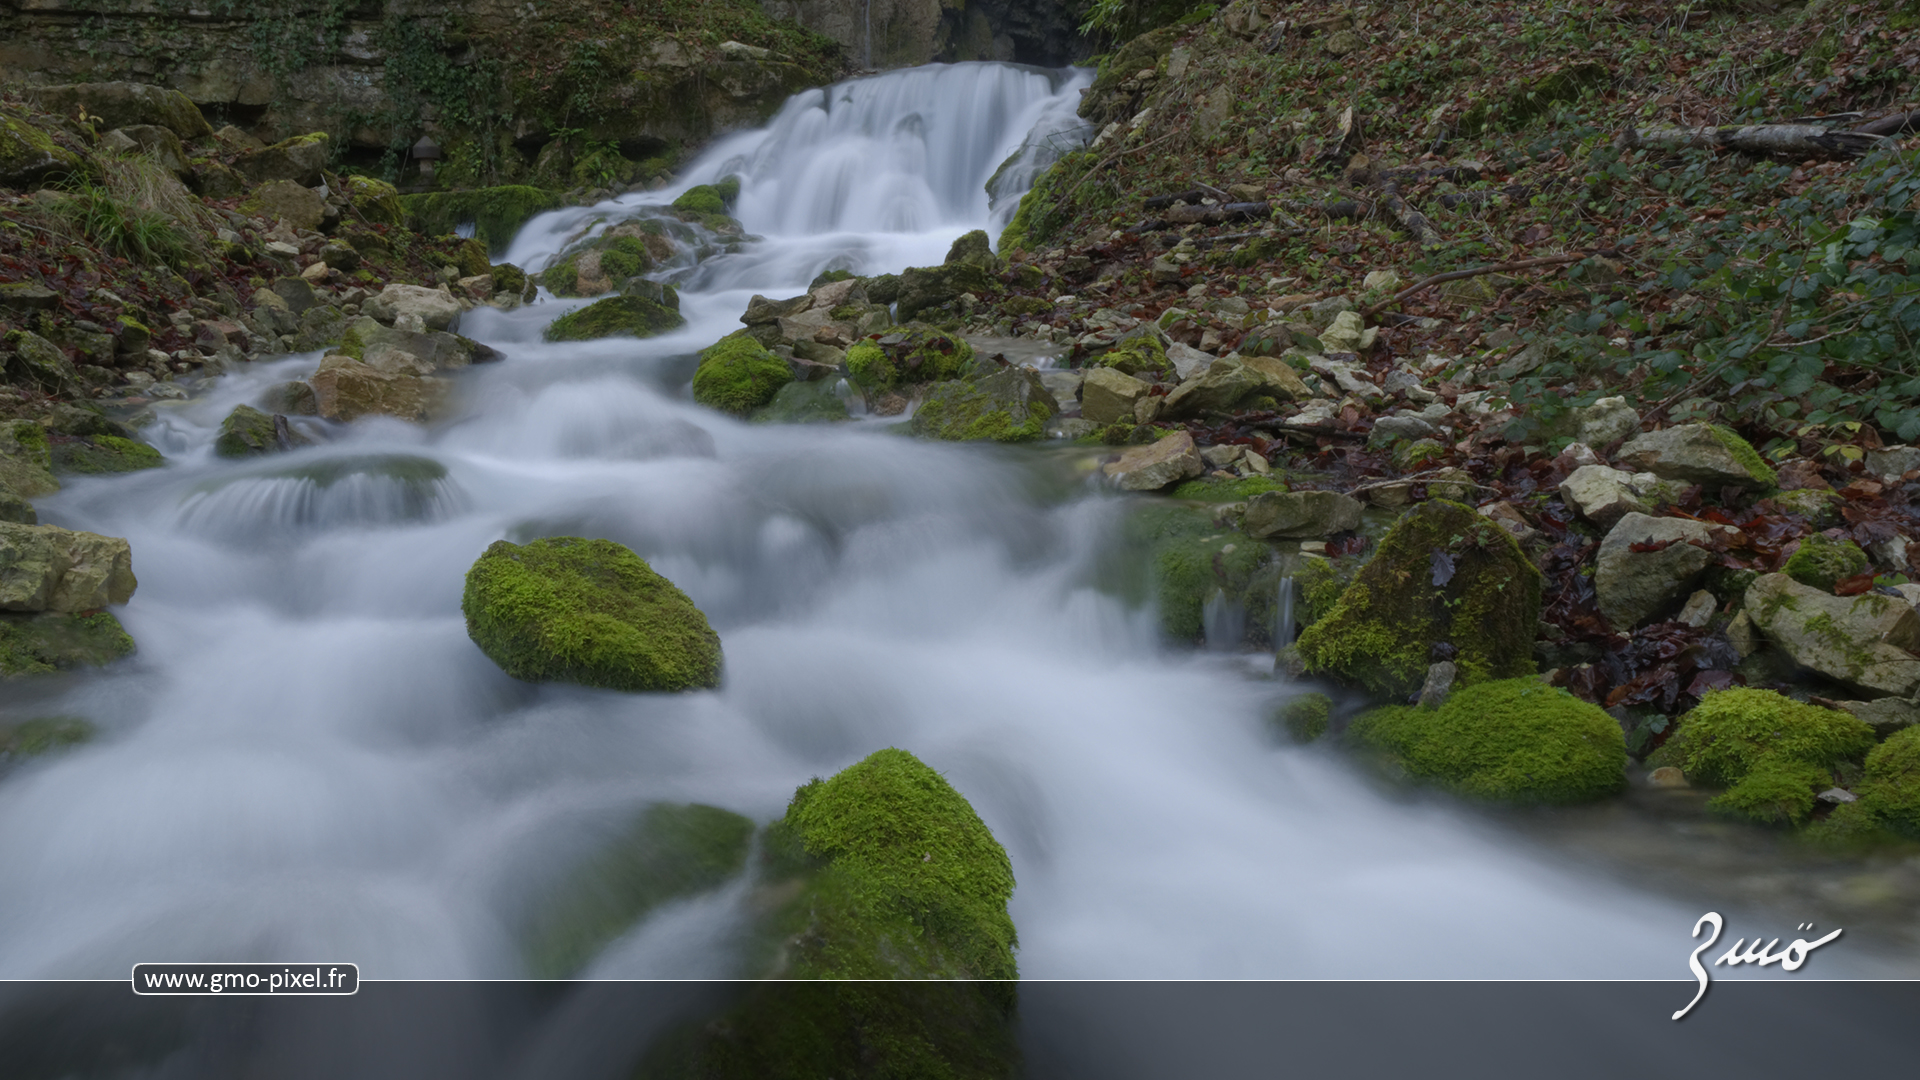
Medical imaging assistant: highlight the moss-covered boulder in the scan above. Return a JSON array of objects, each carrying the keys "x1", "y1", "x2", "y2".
[
  {"x1": 0, "y1": 109, "x2": 84, "y2": 189},
  {"x1": 0, "y1": 420, "x2": 59, "y2": 498},
  {"x1": 1276, "y1": 692, "x2": 1333, "y2": 743},
  {"x1": 1351, "y1": 678, "x2": 1627, "y2": 803},
  {"x1": 1858, "y1": 726, "x2": 1920, "y2": 838},
  {"x1": 1650, "y1": 688, "x2": 1876, "y2": 825},
  {"x1": 845, "y1": 327, "x2": 973, "y2": 396},
  {"x1": 462, "y1": 537, "x2": 722, "y2": 693},
  {"x1": 214, "y1": 405, "x2": 281, "y2": 458},
  {"x1": 0, "y1": 521, "x2": 137, "y2": 612},
  {"x1": 1784, "y1": 533, "x2": 1869, "y2": 592},
  {"x1": 0, "y1": 611, "x2": 136, "y2": 678},
  {"x1": 31, "y1": 82, "x2": 210, "y2": 140},
  {"x1": 544, "y1": 294, "x2": 686, "y2": 343},
  {"x1": 944, "y1": 229, "x2": 1000, "y2": 271},
  {"x1": 4, "y1": 330, "x2": 83, "y2": 399},
  {"x1": 399, "y1": 186, "x2": 565, "y2": 254},
  {"x1": 1296, "y1": 500, "x2": 1542, "y2": 698},
  {"x1": 231, "y1": 132, "x2": 330, "y2": 187},
  {"x1": 524, "y1": 802, "x2": 755, "y2": 977},
  {"x1": 1616, "y1": 423, "x2": 1777, "y2": 490},
  {"x1": 342, "y1": 175, "x2": 404, "y2": 227},
  {"x1": 910, "y1": 369, "x2": 1059, "y2": 443},
  {"x1": 893, "y1": 262, "x2": 998, "y2": 323},
  {"x1": 1094, "y1": 332, "x2": 1169, "y2": 378},
  {"x1": 750, "y1": 379, "x2": 850, "y2": 425},
  {"x1": 670, "y1": 183, "x2": 732, "y2": 215},
  {"x1": 49, "y1": 435, "x2": 164, "y2": 475},
  {"x1": 691, "y1": 335, "x2": 793, "y2": 417}
]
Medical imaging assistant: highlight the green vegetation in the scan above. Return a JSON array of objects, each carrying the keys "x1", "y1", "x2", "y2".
[
  {"x1": 399, "y1": 187, "x2": 563, "y2": 254},
  {"x1": 691, "y1": 335, "x2": 793, "y2": 416},
  {"x1": 1651, "y1": 689, "x2": 1877, "y2": 826},
  {"x1": 543, "y1": 295, "x2": 685, "y2": 342},
  {"x1": 1784, "y1": 533, "x2": 1870, "y2": 592},
  {"x1": 1859, "y1": 726, "x2": 1920, "y2": 838},
  {"x1": 1276, "y1": 692, "x2": 1332, "y2": 743},
  {"x1": 0, "y1": 612, "x2": 137, "y2": 679},
  {"x1": 909, "y1": 370, "x2": 1058, "y2": 443},
  {"x1": 461, "y1": 537, "x2": 723, "y2": 693},
  {"x1": 845, "y1": 328, "x2": 974, "y2": 393},
  {"x1": 50, "y1": 435, "x2": 164, "y2": 474}
]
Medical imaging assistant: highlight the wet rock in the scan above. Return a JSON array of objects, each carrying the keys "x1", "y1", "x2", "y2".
[
  {"x1": 1080, "y1": 367, "x2": 1148, "y2": 425},
  {"x1": 340, "y1": 316, "x2": 482, "y2": 373},
  {"x1": 750, "y1": 380, "x2": 849, "y2": 425},
  {"x1": 544, "y1": 294, "x2": 686, "y2": 342},
  {"x1": 1647, "y1": 766, "x2": 1689, "y2": 788},
  {"x1": 0, "y1": 611, "x2": 137, "y2": 678},
  {"x1": 1616, "y1": 423, "x2": 1776, "y2": 489},
  {"x1": 0, "y1": 491, "x2": 33, "y2": 525},
  {"x1": 1417, "y1": 660, "x2": 1457, "y2": 708},
  {"x1": 363, "y1": 284, "x2": 463, "y2": 331},
  {"x1": 309, "y1": 354, "x2": 450, "y2": 423},
  {"x1": 214, "y1": 405, "x2": 282, "y2": 458},
  {"x1": 911, "y1": 368, "x2": 1060, "y2": 443},
  {"x1": 0, "y1": 522, "x2": 137, "y2": 613},
  {"x1": 1103, "y1": 430, "x2": 1205, "y2": 491},
  {"x1": 1558, "y1": 465, "x2": 1652, "y2": 528},
  {"x1": 462, "y1": 536, "x2": 722, "y2": 692},
  {"x1": 846, "y1": 327, "x2": 972, "y2": 398},
  {"x1": 1243, "y1": 490, "x2": 1363, "y2": 540},
  {"x1": 1594, "y1": 513, "x2": 1715, "y2": 628},
  {"x1": 692, "y1": 335, "x2": 793, "y2": 417},
  {"x1": 1650, "y1": 688, "x2": 1874, "y2": 825},
  {"x1": 50, "y1": 435, "x2": 163, "y2": 475},
  {"x1": 1746, "y1": 573, "x2": 1920, "y2": 698},
  {"x1": 741, "y1": 293, "x2": 812, "y2": 325}
]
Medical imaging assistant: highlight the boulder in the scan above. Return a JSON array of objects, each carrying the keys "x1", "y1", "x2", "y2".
[
  {"x1": 0, "y1": 420, "x2": 58, "y2": 498},
  {"x1": 214, "y1": 405, "x2": 281, "y2": 458},
  {"x1": 544, "y1": 294, "x2": 686, "y2": 343},
  {"x1": 1296, "y1": 499, "x2": 1542, "y2": 697},
  {"x1": 30, "y1": 82, "x2": 211, "y2": 139},
  {"x1": 1837, "y1": 697, "x2": 1920, "y2": 738},
  {"x1": 911, "y1": 369, "x2": 1060, "y2": 443},
  {"x1": 1594, "y1": 512, "x2": 1715, "y2": 628},
  {"x1": 741, "y1": 293, "x2": 812, "y2": 326},
  {"x1": 1161, "y1": 354, "x2": 1308, "y2": 419},
  {"x1": 845, "y1": 327, "x2": 973, "y2": 397},
  {"x1": 1746, "y1": 573, "x2": 1920, "y2": 698},
  {"x1": 362, "y1": 284, "x2": 463, "y2": 331},
  {"x1": 104, "y1": 124, "x2": 188, "y2": 176},
  {"x1": 231, "y1": 133, "x2": 330, "y2": 187},
  {"x1": 339, "y1": 316, "x2": 481, "y2": 373},
  {"x1": 691, "y1": 335, "x2": 793, "y2": 416},
  {"x1": 0, "y1": 611, "x2": 136, "y2": 678},
  {"x1": 309, "y1": 355, "x2": 450, "y2": 423},
  {"x1": 944, "y1": 228, "x2": 1000, "y2": 271},
  {"x1": 0, "y1": 111, "x2": 84, "y2": 189},
  {"x1": 1243, "y1": 490, "x2": 1363, "y2": 540},
  {"x1": 1080, "y1": 367, "x2": 1149, "y2": 424},
  {"x1": 1103, "y1": 430, "x2": 1205, "y2": 491},
  {"x1": 4, "y1": 330, "x2": 83, "y2": 398},
  {"x1": 893, "y1": 261, "x2": 997, "y2": 322},
  {"x1": 1568, "y1": 396, "x2": 1641, "y2": 446},
  {"x1": 0, "y1": 522, "x2": 137, "y2": 613},
  {"x1": 461, "y1": 536, "x2": 722, "y2": 692},
  {"x1": 1615, "y1": 423, "x2": 1776, "y2": 489},
  {"x1": 1558, "y1": 465, "x2": 1652, "y2": 528},
  {"x1": 750, "y1": 379, "x2": 850, "y2": 425},
  {"x1": 1783, "y1": 533, "x2": 1868, "y2": 592},
  {"x1": 242, "y1": 179, "x2": 327, "y2": 232}
]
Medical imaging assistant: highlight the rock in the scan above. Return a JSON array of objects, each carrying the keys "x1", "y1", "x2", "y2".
[
  {"x1": 4, "y1": 330, "x2": 83, "y2": 398},
  {"x1": 1569, "y1": 396, "x2": 1640, "y2": 446},
  {"x1": 363, "y1": 284, "x2": 463, "y2": 331},
  {"x1": 944, "y1": 228, "x2": 999, "y2": 271},
  {"x1": 230, "y1": 132, "x2": 330, "y2": 186},
  {"x1": 1297, "y1": 499, "x2": 1542, "y2": 697},
  {"x1": 0, "y1": 491, "x2": 33, "y2": 525},
  {"x1": 0, "y1": 112, "x2": 83, "y2": 189},
  {"x1": 1103, "y1": 431, "x2": 1205, "y2": 491},
  {"x1": 1166, "y1": 341, "x2": 1216, "y2": 380},
  {"x1": 0, "y1": 611, "x2": 136, "y2": 678},
  {"x1": 270, "y1": 275, "x2": 318, "y2": 315},
  {"x1": 1726, "y1": 609, "x2": 1762, "y2": 656},
  {"x1": 299, "y1": 260, "x2": 331, "y2": 283},
  {"x1": 1865, "y1": 446, "x2": 1920, "y2": 484},
  {"x1": 0, "y1": 420, "x2": 58, "y2": 498},
  {"x1": 893, "y1": 261, "x2": 997, "y2": 322},
  {"x1": 1243, "y1": 490, "x2": 1363, "y2": 540},
  {"x1": 106, "y1": 124, "x2": 188, "y2": 176},
  {"x1": 1417, "y1": 660, "x2": 1457, "y2": 708},
  {"x1": 544, "y1": 295, "x2": 686, "y2": 342},
  {"x1": 1745, "y1": 573, "x2": 1920, "y2": 698},
  {"x1": 750, "y1": 380, "x2": 850, "y2": 425},
  {"x1": 1817, "y1": 786, "x2": 1858, "y2": 804},
  {"x1": 1677, "y1": 589, "x2": 1718, "y2": 628},
  {"x1": 0, "y1": 282, "x2": 59, "y2": 313},
  {"x1": 1199, "y1": 444, "x2": 1243, "y2": 469},
  {"x1": 1615, "y1": 424, "x2": 1776, "y2": 489},
  {"x1": 1479, "y1": 501, "x2": 1539, "y2": 543},
  {"x1": 1037, "y1": 369, "x2": 1082, "y2": 406},
  {"x1": 741, "y1": 293, "x2": 812, "y2": 325},
  {"x1": 339, "y1": 317, "x2": 480, "y2": 373},
  {"x1": 1594, "y1": 513, "x2": 1715, "y2": 628},
  {"x1": 1351, "y1": 678, "x2": 1626, "y2": 803},
  {"x1": 30, "y1": 82, "x2": 211, "y2": 139},
  {"x1": 1364, "y1": 269, "x2": 1402, "y2": 293},
  {"x1": 846, "y1": 327, "x2": 972, "y2": 398},
  {"x1": 1371, "y1": 414, "x2": 1440, "y2": 442},
  {"x1": 50, "y1": 435, "x2": 163, "y2": 476},
  {"x1": 214, "y1": 405, "x2": 282, "y2": 458},
  {"x1": 692, "y1": 335, "x2": 793, "y2": 416},
  {"x1": 1558, "y1": 465, "x2": 1652, "y2": 528},
  {"x1": 0, "y1": 522, "x2": 137, "y2": 613},
  {"x1": 1092, "y1": 330, "x2": 1169, "y2": 377},
  {"x1": 1318, "y1": 309, "x2": 1373, "y2": 353},
  {"x1": 1837, "y1": 697, "x2": 1920, "y2": 737},
  {"x1": 1647, "y1": 766, "x2": 1689, "y2": 788},
  {"x1": 461, "y1": 536, "x2": 722, "y2": 692},
  {"x1": 1651, "y1": 688, "x2": 1875, "y2": 825},
  {"x1": 911, "y1": 368, "x2": 1060, "y2": 443},
  {"x1": 1080, "y1": 367, "x2": 1149, "y2": 424},
  {"x1": 1162, "y1": 354, "x2": 1308, "y2": 418},
  {"x1": 242, "y1": 179, "x2": 327, "y2": 232},
  {"x1": 1783, "y1": 533, "x2": 1868, "y2": 592},
  {"x1": 309, "y1": 354, "x2": 450, "y2": 423}
]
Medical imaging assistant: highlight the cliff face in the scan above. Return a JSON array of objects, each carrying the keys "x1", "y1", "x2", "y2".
[
  {"x1": 760, "y1": 0, "x2": 1093, "y2": 69},
  {"x1": 0, "y1": 1, "x2": 848, "y2": 184}
]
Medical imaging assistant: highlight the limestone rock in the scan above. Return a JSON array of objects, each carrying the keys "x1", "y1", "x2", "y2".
[
  {"x1": 1558, "y1": 465, "x2": 1651, "y2": 528},
  {"x1": 31, "y1": 82, "x2": 211, "y2": 139},
  {"x1": 243, "y1": 179, "x2": 326, "y2": 232},
  {"x1": 1569, "y1": 396, "x2": 1641, "y2": 447},
  {"x1": 231, "y1": 132, "x2": 330, "y2": 187},
  {"x1": 1746, "y1": 573, "x2": 1920, "y2": 698},
  {"x1": 309, "y1": 354, "x2": 449, "y2": 423},
  {"x1": 1080, "y1": 367, "x2": 1149, "y2": 424},
  {"x1": 1162, "y1": 354, "x2": 1307, "y2": 419},
  {"x1": 362, "y1": 284, "x2": 463, "y2": 331},
  {"x1": 340, "y1": 316, "x2": 480, "y2": 372},
  {"x1": 0, "y1": 522, "x2": 137, "y2": 613},
  {"x1": 1243, "y1": 490, "x2": 1363, "y2": 540},
  {"x1": 1103, "y1": 431, "x2": 1205, "y2": 491},
  {"x1": 106, "y1": 124, "x2": 188, "y2": 176},
  {"x1": 1167, "y1": 342, "x2": 1216, "y2": 380},
  {"x1": 1594, "y1": 512, "x2": 1714, "y2": 628},
  {"x1": 214, "y1": 405, "x2": 281, "y2": 458},
  {"x1": 1616, "y1": 424, "x2": 1776, "y2": 489},
  {"x1": 0, "y1": 111, "x2": 83, "y2": 189}
]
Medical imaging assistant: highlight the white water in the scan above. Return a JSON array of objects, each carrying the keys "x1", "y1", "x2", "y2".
[{"x1": 0, "y1": 64, "x2": 1875, "y2": 982}]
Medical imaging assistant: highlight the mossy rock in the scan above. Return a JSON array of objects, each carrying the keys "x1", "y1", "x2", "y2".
[
  {"x1": 845, "y1": 327, "x2": 973, "y2": 394},
  {"x1": 490, "y1": 263, "x2": 529, "y2": 299},
  {"x1": 909, "y1": 369, "x2": 1059, "y2": 443},
  {"x1": 750, "y1": 379, "x2": 850, "y2": 425},
  {"x1": 0, "y1": 611, "x2": 137, "y2": 678},
  {"x1": 893, "y1": 262, "x2": 998, "y2": 322},
  {"x1": 0, "y1": 109, "x2": 84, "y2": 189},
  {"x1": 398, "y1": 186, "x2": 565, "y2": 255},
  {"x1": 1858, "y1": 726, "x2": 1920, "y2": 838},
  {"x1": 670, "y1": 184, "x2": 729, "y2": 215},
  {"x1": 1350, "y1": 678, "x2": 1627, "y2": 804},
  {"x1": 0, "y1": 715, "x2": 94, "y2": 758},
  {"x1": 214, "y1": 405, "x2": 280, "y2": 458},
  {"x1": 1168, "y1": 476, "x2": 1287, "y2": 502},
  {"x1": 343, "y1": 175, "x2": 403, "y2": 227},
  {"x1": 1120, "y1": 504, "x2": 1278, "y2": 646},
  {"x1": 1784, "y1": 533, "x2": 1868, "y2": 592},
  {"x1": 524, "y1": 802, "x2": 755, "y2": 978},
  {"x1": 461, "y1": 537, "x2": 722, "y2": 693},
  {"x1": 598, "y1": 235, "x2": 653, "y2": 281},
  {"x1": 49, "y1": 435, "x2": 164, "y2": 475},
  {"x1": 1649, "y1": 688, "x2": 1876, "y2": 825},
  {"x1": 1276, "y1": 692, "x2": 1333, "y2": 743},
  {"x1": 1295, "y1": 500, "x2": 1542, "y2": 698},
  {"x1": 691, "y1": 335, "x2": 793, "y2": 416},
  {"x1": 1094, "y1": 332, "x2": 1168, "y2": 378},
  {"x1": 544, "y1": 295, "x2": 686, "y2": 343},
  {"x1": 0, "y1": 419, "x2": 59, "y2": 497},
  {"x1": 446, "y1": 238, "x2": 492, "y2": 280}
]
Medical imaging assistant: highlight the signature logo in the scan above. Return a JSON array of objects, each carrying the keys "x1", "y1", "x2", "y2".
[{"x1": 1672, "y1": 912, "x2": 1842, "y2": 1020}]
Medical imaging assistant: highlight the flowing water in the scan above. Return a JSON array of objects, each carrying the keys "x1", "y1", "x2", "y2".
[{"x1": 1, "y1": 63, "x2": 1906, "y2": 986}]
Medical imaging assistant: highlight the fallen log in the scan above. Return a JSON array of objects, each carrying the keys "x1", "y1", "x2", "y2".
[
  {"x1": 1163, "y1": 201, "x2": 1272, "y2": 225},
  {"x1": 1625, "y1": 124, "x2": 1885, "y2": 160},
  {"x1": 1378, "y1": 176, "x2": 1442, "y2": 249},
  {"x1": 1855, "y1": 110, "x2": 1920, "y2": 137},
  {"x1": 1144, "y1": 189, "x2": 1212, "y2": 211}
]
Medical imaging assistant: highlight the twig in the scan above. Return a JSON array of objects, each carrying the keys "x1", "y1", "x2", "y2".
[
  {"x1": 1346, "y1": 468, "x2": 1501, "y2": 497},
  {"x1": 1060, "y1": 130, "x2": 1181, "y2": 208},
  {"x1": 1362, "y1": 253, "x2": 1593, "y2": 317}
]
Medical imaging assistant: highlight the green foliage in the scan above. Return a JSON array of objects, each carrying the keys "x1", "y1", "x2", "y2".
[
  {"x1": 845, "y1": 328, "x2": 973, "y2": 392},
  {"x1": 376, "y1": 14, "x2": 507, "y2": 182},
  {"x1": 42, "y1": 179, "x2": 194, "y2": 267},
  {"x1": 1351, "y1": 678, "x2": 1628, "y2": 804},
  {"x1": 691, "y1": 335, "x2": 793, "y2": 416},
  {"x1": 1858, "y1": 725, "x2": 1920, "y2": 837},
  {"x1": 461, "y1": 537, "x2": 723, "y2": 693}
]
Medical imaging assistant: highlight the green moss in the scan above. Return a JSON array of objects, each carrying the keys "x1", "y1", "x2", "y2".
[
  {"x1": 909, "y1": 370, "x2": 1058, "y2": 443},
  {"x1": 344, "y1": 175, "x2": 403, "y2": 227},
  {"x1": 691, "y1": 335, "x2": 793, "y2": 416},
  {"x1": 525, "y1": 802, "x2": 755, "y2": 977},
  {"x1": 597, "y1": 235, "x2": 653, "y2": 281},
  {"x1": 845, "y1": 328, "x2": 973, "y2": 393},
  {"x1": 50, "y1": 435, "x2": 164, "y2": 475},
  {"x1": 1276, "y1": 692, "x2": 1333, "y2": 742},
  {"x1": 1649, "y1": 688, "x2": 1875, "y2": 788},
  {"x1": 1783, "y1": 533, "x2": 1868, "y2": 592},
  {"x1": 671, "y1": 185, "x2": 728, "y2": 215},
  {"x1": 1859, "y1": 725, "x2": 1920, "y2": 837},
  {"x1": 544, "y1": 295, "x2": 686, "y2": 342},
  {"x1": 398, "y1": 186, "x2": 564, "y2": 255},
  {"x1": 1118, "y1": 505, "x2": 1276, "y2": 645},
  {"x1": 1169, "y1": 476, "x2": 1287, "y2": 502},
  {"x1": 1096, "y1": 333, "x2": 1168, "y2": 377},
  {"x1": 1350, "y1": 678, "x2": 1627, "y2": 804},
  {"x1": 1708, "y1": 424, "x2": 1779, "y2": 488},
  {"x1": 448, "y1": 237, "x2": 491, "y2": 279},
  {"x1": 1295, "y1": 500, "x2": 1542, "y2": 698},
  {"x1": 0, "y1": 715, "x2": 95, "y2": 758},
  {"x1": 711, "y1": 176, "x2": 741, "y2": 203},
  {"x1": 750, "y1": 379, "x2": 850, "y2": 425},
  {"x1": 1296, "y1": 556, "x2": 1354, "y2": 629},
  {"x1": 214, "y1": 405, "x2": 279, "y2": 458},
  {"x1": 0, "y1": 611, "x2": 136, "y2": 678},
  {"x1": 461, "y1": 537, "x2": 723, "y2": 692},
  {"x1": 1708, "y1": 757, "x2": 1829, "y2": 826}
]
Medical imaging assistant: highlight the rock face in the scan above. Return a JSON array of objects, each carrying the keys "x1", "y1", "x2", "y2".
[
  {"x1": 1594, "y1": 513, "x2": 1715, "y2": 628},
  {"x1": 910, "y1": 368, "x2": 1059, "y2": 442},
  {"x1": 1746, "y1": 573, "x2": 1920, "y2": 698},
  {"x1": 462, "y1": 537, "x2": 723, "y2": 693},
  {"x1": 1242, "y1": 490, "x2": 1363, "y2": 540},
  {"x1": 0, "y1": 522, "x2": 137, "y2": 613},
  {"x1": 1297, "y1": 500, "x2": 1541, "y2": 697},
  {"x1": 1616, "y1": 423, "x2": 1776, "y2": 489},
  {"x1": 1102, "y1": 430, "x2": 1204, "y2": 491}
]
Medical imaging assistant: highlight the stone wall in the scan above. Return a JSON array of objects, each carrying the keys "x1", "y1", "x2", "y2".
[{"x1": 761, "y1": 0, "x2": 1093, "y2": 69}]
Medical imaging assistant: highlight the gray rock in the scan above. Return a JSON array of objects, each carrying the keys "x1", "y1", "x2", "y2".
[
  {"x1": 3, "y1": 330, "x2": 83, "y2": 398},
  {"x1": 1167, "y1": 341, "x2": 1216, "y2": 380},
  {"x1": 1865, "y1": 445, "x2": 1920, "y2": 484},
  {"x1": 1038, "y1": 370, "x2": 1083, "y2": 406},
  {"x1": 1308, "y1": 355, "x2": 1375, "y2": 395},
  {"x1": 1199, "y1": 444, "x2": 1243, "y2": 468},
  {"x1": 1816, "y1": 787, "x2": 1859, "y2": 804},
  {"x1": 362, "y1": 284, "x2": 462, "y2": 331},
  {"x1": 1836, "y1": 697, "x2": 1920, "y2": 737},
  {"x1": 0, "y1": 522, "x2": 138, "y2": 612},
  {"x1": 1746, "y1": 573, "x2": 1920, "y2": 698},
  {"x1": 1677, "y1": 589, "x2": 1718, "y2": 628},
  {"x1": 1558, "y1": 465, "x2": 1651, "y2": 528},
  {"x1": 1102, "y1": 431, "x2": 1204, "y2": 491},
  {"x1": 1616, "y1": 424, "x2": 1774, "y2": 489},
  {"x1": 1417, "y1": 661, "x2": 1457, "y2": 709},
  {"x1": 1569, "y1": 396, "x2": 1641, "y2": 446},
  {"x1": 1081, "y1": 367, "x2": 1149, "y2": 425},
  {"x1": 1371, "y1": 414, "x2": 1440, "y2": 442},
  {"x1": 1243, "y1": 490, "x2": 1364, "y2": 540},
  {"x1": 1594, "y1": 512, "x2": 1715, "y2": 628}
]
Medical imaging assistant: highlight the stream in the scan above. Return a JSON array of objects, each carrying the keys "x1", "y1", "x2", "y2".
[{"x1": 1, "y1": 62, "x2": 1911, "y2": 988}]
